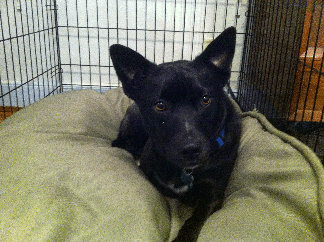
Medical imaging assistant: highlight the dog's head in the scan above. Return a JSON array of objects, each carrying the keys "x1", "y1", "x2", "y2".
[{"x1": 110, "y1": 27, "x2": 236, "y2": 195}]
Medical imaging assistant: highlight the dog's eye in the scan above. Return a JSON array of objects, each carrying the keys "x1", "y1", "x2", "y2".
[
  {"x1": 155, "y1": 101, "x2": 166, "y2": 111},
  {"x1": 202, "y1": 95, "x2": 211, "y2": 105}
]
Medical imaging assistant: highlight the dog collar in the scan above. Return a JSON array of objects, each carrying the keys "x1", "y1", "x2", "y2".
[
  {"x1": 214, "y1": 101, "x2": 227, "y2": 148},
  {"x1": 216, "y1": 129, "x2": 225, "y2": 147}
]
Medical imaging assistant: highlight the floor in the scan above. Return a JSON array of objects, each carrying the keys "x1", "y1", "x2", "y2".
[{"x1": 0, "y1": 107, "x2": 20, "y2": 123}]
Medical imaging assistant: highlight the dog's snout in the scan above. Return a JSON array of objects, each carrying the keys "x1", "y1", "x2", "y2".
[{"x1": 181, "y1": 144, "x2": 201, "y2": 160}]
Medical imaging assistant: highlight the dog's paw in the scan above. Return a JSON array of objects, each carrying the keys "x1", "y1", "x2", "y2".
[
  {"x1": 172, "y1": 235, "x2": 198, "y2": 242},
  {"x1": 111, "y1": 138, "x2": 121, "y2": 148},
  {"x1": 172, "y1": 228, "x2": 200, "y2": 242}
]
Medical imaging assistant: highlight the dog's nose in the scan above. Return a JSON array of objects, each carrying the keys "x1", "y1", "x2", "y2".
[{"x1": 181, "y1": 144, "x2": 201, "y2": 160}]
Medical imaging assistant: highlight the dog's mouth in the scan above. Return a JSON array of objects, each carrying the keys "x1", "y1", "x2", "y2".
[
  {"x1": 152, "y1": 168, "x2": 196, "y2": 196},
  {"x1": 137, "y1": 158, "x2": 201, "y2": 197},
  {"x1": 184, "y1": 163, "x2": 201, "y2": 171}
]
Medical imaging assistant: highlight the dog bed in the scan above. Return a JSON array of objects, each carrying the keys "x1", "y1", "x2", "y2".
[{"x1": 1, "y1": 88, "x2": 323, "y2": 241}]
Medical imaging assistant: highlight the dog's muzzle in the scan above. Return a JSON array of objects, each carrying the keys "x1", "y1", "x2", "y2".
[{"x1": 181, "y1": 169, "x2": 194, "y2": 185}]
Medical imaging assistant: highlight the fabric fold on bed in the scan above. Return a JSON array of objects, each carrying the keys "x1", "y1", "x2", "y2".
[
  {"x1": 198, "y1": 111, "x2": 324, "y2": 241},
  {"x1": 0, "y1": 88, "x2": 323, "y2": 241}
]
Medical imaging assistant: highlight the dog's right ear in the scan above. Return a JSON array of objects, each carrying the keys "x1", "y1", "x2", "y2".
[
  {"x1": 110, "y1": 44, "x2": 156, "y2": 100},
  {"x1": 194, "y1": 27, "x2": 236, "y2": 87}
]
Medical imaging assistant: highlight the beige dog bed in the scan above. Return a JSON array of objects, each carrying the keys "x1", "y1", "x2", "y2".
[{"x1": 1, "y1": 88, "x2": 323, "y2": 241}]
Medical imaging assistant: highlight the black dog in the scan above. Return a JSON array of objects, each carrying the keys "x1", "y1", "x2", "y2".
[{"x1": 110, "y1": 27, "x2": 241, "y2": 242}]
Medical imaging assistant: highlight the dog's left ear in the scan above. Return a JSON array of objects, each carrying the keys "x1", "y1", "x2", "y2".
[
  {"x1": 110, "y1": 44, "x2": 157, "y2": 100},
  {"x1": 195, "y1": 27, "x2": 236, "y2": 80}
]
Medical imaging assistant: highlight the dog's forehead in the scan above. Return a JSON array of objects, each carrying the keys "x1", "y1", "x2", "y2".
[
  {"x1": 152, "y1": 61, "x2": 207, "y2": 100},
  {"x1": 156, "y1": 61, "x2": 198, "y2": 78}
]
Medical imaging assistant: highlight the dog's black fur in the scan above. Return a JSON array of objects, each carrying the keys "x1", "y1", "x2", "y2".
[{"x1": 110, "y1": 27, "x2": 241, "y2": 242}]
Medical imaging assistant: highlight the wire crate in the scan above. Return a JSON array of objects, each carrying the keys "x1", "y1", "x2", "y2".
[
  {"x1": 0, "y1": 0, "x2": 247, "y2": 117},
  {"x1": 1, "y1": 0, "x2": 323, "y2": 161},
  {"x1": 238, "y1": 0, "x2": 324, "y2": 160},
  {"x1": 0, "y1": 1, "x2": 62, "y2": 113}
]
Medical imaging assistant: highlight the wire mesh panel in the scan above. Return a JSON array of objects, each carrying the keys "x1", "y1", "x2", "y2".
[
  {"x1": 0, "y1": 0, "x2": 61, "y2": 116},
  {"x1": 56, "y1": 0, "x2": 248, "y2": 93},
  {"x1": 238, "y1": 0, "x2": 324, "y2": 160},
  {"x1": 0, "y1": 0, "x2": 248, "y2": 122}
]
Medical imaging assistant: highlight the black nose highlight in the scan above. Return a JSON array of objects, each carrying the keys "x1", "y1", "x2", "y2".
[{"x1": 181, "y1": 144, "x2": 201, "y2": 160}]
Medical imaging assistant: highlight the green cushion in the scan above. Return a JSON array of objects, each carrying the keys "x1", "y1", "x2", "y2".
[{"x1": 0, "y1": 88, "x2": 323, "y2": 241}]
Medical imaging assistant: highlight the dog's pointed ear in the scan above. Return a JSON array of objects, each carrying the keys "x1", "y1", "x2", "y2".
[
  {"x1": 195, "y1": 27, "x2": 236, "y2": 84},
  {"x1": 110, "y1": 44, "x2": 156, "y2": 100}
]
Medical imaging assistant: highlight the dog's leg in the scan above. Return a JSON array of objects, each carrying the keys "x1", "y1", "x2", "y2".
[
  {"x1": 172, "y1": 198, "x2": 222, "y2": 242},
  {"x1": 172, "y1": 180, "x2": 227, "y2": 242},
  {"x1": 112, "y1": 103, "x2": 148, "y2": 159}
]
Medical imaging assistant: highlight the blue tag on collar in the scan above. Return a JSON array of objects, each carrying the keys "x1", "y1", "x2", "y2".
[{"x1": 216, "y1": 129, "x2": 225, "y2": 147}]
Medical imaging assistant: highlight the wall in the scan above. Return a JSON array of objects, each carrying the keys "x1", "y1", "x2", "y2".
[
  {"x1": 57, "y1": 0, "x2": 248, "y2": 92},
  {"x1": 0, "y1": 0, "x2": 248, "y2": 106}
]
